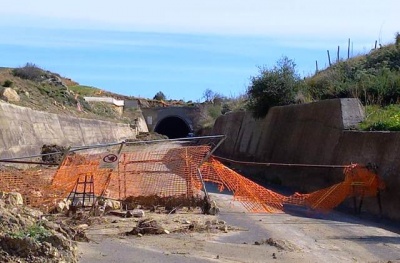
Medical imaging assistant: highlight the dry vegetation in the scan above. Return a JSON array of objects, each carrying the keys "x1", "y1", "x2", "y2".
[{"x1": 0, "y1": 66, "x2": 128, "y2": 123}]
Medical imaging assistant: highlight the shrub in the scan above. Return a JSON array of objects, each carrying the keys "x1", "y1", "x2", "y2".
[
  {"x1": 221, "y1": 103, "x2": 231, "y2": 114},
  {"x1": 246, "y1": 56, "x2": 302, "y2": 118},
  {"x1": 153, "y1": 91, "x2": 166, "y2": 101},
  {"x1": 207, "y1": 104, "x2": 222, "y2": 119},
  {"x1": 12, "y1": 63, "x2": 45, "y2": 81},
  {"x1": 3, "y1": 79, "x2": 13, "y2": 87},
  {"x1": 78, "y1": 96, "x2": 91, "y2": 111}
]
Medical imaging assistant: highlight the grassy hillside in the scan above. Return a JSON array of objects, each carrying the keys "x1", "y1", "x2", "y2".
[
  {"x1": 303, "y1": 35, "x2": 400, "y2": 130},
  {"x1": 305, "y1": 42, "x2": 400, "y2": 105}
]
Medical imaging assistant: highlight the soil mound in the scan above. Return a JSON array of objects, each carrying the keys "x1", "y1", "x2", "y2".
[{"x1": 0, "y1": 196, "x2": 77, "y2": 262}]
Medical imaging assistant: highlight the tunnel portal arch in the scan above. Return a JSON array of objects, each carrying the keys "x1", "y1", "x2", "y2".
[{"x1": 154, "y1": 116, "x2": 192, "y2": 139}]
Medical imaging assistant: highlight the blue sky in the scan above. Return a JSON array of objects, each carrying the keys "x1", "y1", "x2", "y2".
[{"x1": 0, "y1": 1, "x2": 399, "y2": 101}]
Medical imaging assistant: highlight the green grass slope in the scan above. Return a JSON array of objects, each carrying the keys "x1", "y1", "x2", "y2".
[{"x1": 304, "y1": 35, "x2": 400, "y2": 130}]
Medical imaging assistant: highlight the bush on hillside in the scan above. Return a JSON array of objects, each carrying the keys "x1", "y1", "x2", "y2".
[
  {"x1": 220, "y1": 93, "x2": 248, "y2": 114},
  {"x1": 2, "y1": 80, "x2": 13, "y2": 87},
  {"x1": 246, "y1": 56, "x2": 303, "y2": 118},
  {"x1": 365, "y1": 44, "x2": 400, "y2": 71},
  {"x1": 153, "y1": 91, "x2": 166, "y2": 101},
  {"x1": 202, "y1": 89, "x2": 226, "y2": 104},
  {"x1": 12, "y1": 63, "x2": 45, "y2": 81}
]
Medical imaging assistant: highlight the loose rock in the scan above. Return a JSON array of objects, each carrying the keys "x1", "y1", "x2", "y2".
[
  {"x1": 126, "y1": 219, "x2": 165, "y2": 235},
  {"x1": 1, "y1": 87, "x2": 20, "y2": 102}
]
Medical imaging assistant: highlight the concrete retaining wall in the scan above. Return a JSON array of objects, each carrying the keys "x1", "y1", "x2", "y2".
[
  {"x1": 332, "y1": 131, "x2": 400, "y2": 219},
  {"x1": 0, "y1": 102, "x2": 136, "y2": 159},
  {"x1": 213, "y1": 98, "x2": 400, "y2": 220},
  {"x1": 215, "y1": 99, "x2": 364, "y2": 163}
]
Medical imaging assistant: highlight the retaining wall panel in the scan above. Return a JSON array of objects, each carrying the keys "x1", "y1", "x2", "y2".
[
  {"x1": 0, "y1": 102, "x2": 135, "y2": 159},
  {"x1": 212, "y1": 98, "x2": 400, "y2": 220}
]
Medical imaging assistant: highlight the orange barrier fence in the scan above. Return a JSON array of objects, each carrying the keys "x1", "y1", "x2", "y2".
[
  {"x1": 294, "y1": 164, "x2": 385, "y2": 211},
  {"x1": 0, "y1": 141, "x2": 385, "y2": 213},
  {"x1": 200, "y1": 158, "x2": 285, "y2": 213},
  {"x1": 50, "y1": 154, "x2": 113, "y2": 205},
  {"x1": 0, "y1": 167, "x2": 55, "y2": 207},
  {"x1": 108, "y1": 145, "x2": 210, "y2": 199}
]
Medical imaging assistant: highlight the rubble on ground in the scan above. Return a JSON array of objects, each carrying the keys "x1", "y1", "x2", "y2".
[
  {"x1": 0, "y1": 193, "x2": 79, "y2": 263},
  {"x1": 126, "y1": 132, "x2": 168, "y2": 141},
  {"x1": 185, "y1": 218, "x2": 231, "y2": 233},
  {"x1": 41, "y1": 144, "x2": 67, "y2": 164},
  {"x1": 122, "y1": 194, "x2": 209, "y2": 214},
  {"x1": 123, "y1": 209, "x2": 236, "y2": 237},
  {"x1": 125, "y1": 219, "x2": 166, "y2": 235},
  {"x1": 0, "y1": 188, "x2": 235, "y2": 262},
  {"x1": 254, "y1": 237, "x2": 293, "y2": 251}
]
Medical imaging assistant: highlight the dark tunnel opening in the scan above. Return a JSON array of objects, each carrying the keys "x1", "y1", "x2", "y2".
[{"x1": 154, "y1": 116, "x2": 191, "y2": 139}]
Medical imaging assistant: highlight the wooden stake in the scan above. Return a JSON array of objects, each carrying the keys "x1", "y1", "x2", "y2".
[
  {"x1": 347, "y1": 38, "x2": 350, "y2": 59},
  {"x1": 327, "y1": 50, "x2": 331, "y2": 66},
  {"x1": 337, "y1": 46, "x2": 340, "y2": 63}
]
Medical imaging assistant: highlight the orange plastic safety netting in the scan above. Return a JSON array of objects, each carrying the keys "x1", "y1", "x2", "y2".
[
  {"x1": 200, "y1": 157, "x2": 285, "y2": 213},
  {"x1": 288, "y1": 164, "x2": 386, "y2": 211},
  {"x1": 0, "y1": 140, "x2": 385, "y2": 213},
  {"x1": 50, "y1": 154, "x2": 114, "y2": 204},
  {"x1": 0, "y1": 167, "x2": 55, "y2": 207},
  {"x1": 0, "y1": 154, "x2": 116, "y2": 210},
  {"x1": 32, "y1": 141, "x2": 214, "y2": 209},
  {"x1": 107, "y1": 144, "x2": 211, "y2": 199}
]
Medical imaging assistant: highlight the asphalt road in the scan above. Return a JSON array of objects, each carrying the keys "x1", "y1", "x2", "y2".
[{"x1": 78, "y1": 192, "x2": 400, "y2": 263}]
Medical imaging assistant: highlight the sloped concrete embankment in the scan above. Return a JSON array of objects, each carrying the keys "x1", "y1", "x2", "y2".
[
  {"x1": 0, "y1": 102, "x2": 136, "y2": 159},
  {"x1": 332, "y1": 131, "x2": 400, "y2": 220},
  {"x1": 213, "y1": 98, "x2": 400, "y2": 220}
]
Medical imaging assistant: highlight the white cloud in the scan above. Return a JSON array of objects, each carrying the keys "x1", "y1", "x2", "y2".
[{"x1": 1, "y1": 0, "x2": 398, "y2": 43}]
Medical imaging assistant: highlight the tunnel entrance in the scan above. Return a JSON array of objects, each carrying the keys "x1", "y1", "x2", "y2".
[{"x1": 154, "y1": 116, "x2": 191, "y2": 139}]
